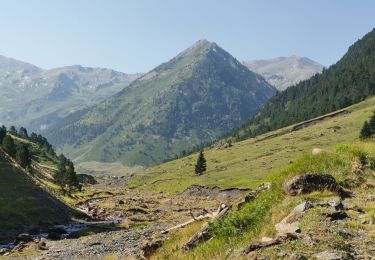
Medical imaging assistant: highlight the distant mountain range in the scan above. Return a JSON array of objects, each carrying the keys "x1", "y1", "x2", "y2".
[
  {"x1": 46, "y1": 40, "x2": 276, "y2": 166},
  {"x1": 0, "y1": 40, "x2": 329, "y2": 167},
  {"x1": 242, "y1": 56, "x2": 324, "y2": 90},
  {"x1": 233, "y1": 28, "x2": 375, "y2": 140},
  {"x1": 0, "y1": 55, "x2": 141, "y2": 131}
]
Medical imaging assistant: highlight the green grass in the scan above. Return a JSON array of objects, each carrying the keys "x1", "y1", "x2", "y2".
[
  {"x1": 129, "y1": 96, "x2": 375, "y2": 194},
  {"x1": 0, "y1": 152, "x2": 71, "y2": 241},
  {"x1": 153, "y1": 142, "x2": 375, "y2": 259},
  {"x1": 146, "y1": 96, "x2": 375, "y2": 259}
]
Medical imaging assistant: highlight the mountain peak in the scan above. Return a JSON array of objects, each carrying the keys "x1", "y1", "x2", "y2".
[
  {"x1": 0, "y1": 54, "x2": 41, "y2": 73},
  {"x1": 47, "y1": 41, "x2": 276, "y2": 166},
  {"x1": 192, "y1": 39, "x2": 214, "y2": 47},
  {"x1": 243, "y1": 56, "x2": 324, "y2": 90},
  {"x1": 178, "y1": 39, "x2": 217, "y2": 56}
]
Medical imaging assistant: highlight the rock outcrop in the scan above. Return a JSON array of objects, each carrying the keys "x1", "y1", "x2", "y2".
[{"x1": 283, "y1": 173, "x2": 343, "y2": 196}]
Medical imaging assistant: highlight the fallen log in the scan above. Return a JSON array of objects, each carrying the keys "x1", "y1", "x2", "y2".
[
  {"x1": 161, "y1": 204, "x2": 227, "y2": 234},
  {"x1": 244, "y1": 232, "x2": 302, "y2": 254},
  {"x1": 182, "y1": 204, "x2": 231, "y2": 251}
]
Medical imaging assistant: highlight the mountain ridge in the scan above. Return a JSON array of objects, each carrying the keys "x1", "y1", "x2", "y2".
[
  {"x1": 0, "y1": 57, "x2": 141, "y2": 131},
  {"x1": 242, "y1": 55, "x2": 324, "y2": 90},
  {"x1": 46, "y1": 39, "x2": 276, "y2": 166},
  {"x1": 233, "y1": 28, "x2": 375, "y2": 141}
]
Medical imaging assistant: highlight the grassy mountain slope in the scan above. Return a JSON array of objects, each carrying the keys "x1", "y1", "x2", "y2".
[
  {"x1": 243, "y1": 55, "x2": 324, "y2": 91},
  {"x1": 47, "y1": 40, "x2": 276, "y2": 166},
  {"x1": 130, "y1": 97, "x2": 375, "y2": 259},
  {"x1": 153, "y1": 143, "x2": 375, "y2": 259},
  {"x1": 0, "y1": 134, "x2": 79, "y2": 242},
  {"x1": 129, "y1": 96, "x2": 375, "y2": 193},
  {"x1": 0, "y1": 151, "x2": 71, "y2": 242},
  {"x1": 0, "y1": 55, "x2": 140, "y2": 131},
  {"x1": 233, "y1": 28, "x2": 375, "y2": 141}
]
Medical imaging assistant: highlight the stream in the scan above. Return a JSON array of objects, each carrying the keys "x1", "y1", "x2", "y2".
[{"x1": 0, "y1": 198, "x2": 124, "y2": 251}]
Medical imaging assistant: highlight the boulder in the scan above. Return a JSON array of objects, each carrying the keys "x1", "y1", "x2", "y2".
[
  {"x1": 291, "y1": 201, "x2": 314, "y2": 213},
  {"x1": 15, "y1": 233, "x2": 33, "y2": 243},
  {"x1": 327, "y1": 211, "x2": 349, "y2": 221},
  {"x1": 47, "y1": 232, "x2": 61, "y2": 240},
  {"x1": 37, "y1": 241, "x2": 48, "y2": 250},
  {"x1": 290, "y1": 253, "x2": 307, "y2": 260},
  {"x1": 48, "y1": 227, "x2": 67, "y2": 234},
  {"x1": 66, "y1": 231, "x2": 80, "y2": 239},
  {"x1": 313, "y1": 250, "x2": 344, "y2": 260},
  {"x1": 28, "y1": 226, "x2": 41, "y2": 235},
  {"x1": 312, "y1": 148, "x2": 325, "y2": 155},
  {"x1": 283, "y1": 173, "x2": 342, "y2": 196},
  {"x1": 275, "y1": 220, "x2": 300, "y2": 234},
  {"x1": 140, "y1": 239, "x2": 164, "y2": 259},
  {"x1": 327, "y1": 198, "x2": 344, "y2": 210},
  {"x1": 0, "y1": 248, "x2": 10, "y2": 255},
  {"x1": 237, "y1": 192, "x2": 256, "y2": 210}
]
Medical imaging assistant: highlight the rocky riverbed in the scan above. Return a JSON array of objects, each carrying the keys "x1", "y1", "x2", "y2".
[{"x1": 1, "y1": 182, "x2": 245, "y2": 259}]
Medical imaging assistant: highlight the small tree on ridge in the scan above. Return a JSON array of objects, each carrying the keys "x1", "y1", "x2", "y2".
[{"x1": 195, "y1": 150, "x2": 207, "y2": 175}]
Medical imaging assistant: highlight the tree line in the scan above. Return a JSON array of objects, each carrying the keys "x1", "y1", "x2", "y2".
[
  {"x1": 227, "y1": 28, "x2": 375, "y2": 142},
  {"x1": 0, "y1": 125, "x2": 80, "y2": 194},
  {"x1": 0, "y1": 125, "x2": 32, "y2": 170},
  {"x1": 360, "y1": 110, "x2": 375, "y2": 140}
]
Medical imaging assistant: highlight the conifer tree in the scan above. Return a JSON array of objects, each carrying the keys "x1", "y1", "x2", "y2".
[
  {"x1": 2, "y1": 135, "x2": 16, "y2": 157},
  {"x1": 369, "y1": 110, "x2": 375, "y2": 135},
  {"x1": 0, "y1": 126, "x2": 6, "y2": 144},
  {"x1": 54, "y1": 155, "x2": 80, "y2": 193},
  {"x1": 360, "y1": 121, "x2": 372, "y2": 140},
  {"x1": 194, "y1": 151, "x2": 207, "y2": 175},
  {"x1": 18, "y1": 127, "x2": 28, "y2": 138},
  {"x1": 16, "y1": 144, "x2": 31, "y2": 168},
  {"x1": 9, "y1": 126, "x2": 17, "y2": 135},
  {"x1": 66, "y1": 161, "x2": 79, "y2": 192}
]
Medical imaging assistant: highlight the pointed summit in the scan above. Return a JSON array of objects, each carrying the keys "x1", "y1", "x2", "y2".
[
  {"x1": 191, "y1": 39, "x2": 215, "y2": 48},
  {"x1": 47, "y1": 41, "x2": 276, "y2": 166}
]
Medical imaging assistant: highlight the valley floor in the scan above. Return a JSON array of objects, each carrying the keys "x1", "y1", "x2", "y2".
[
  {"x1": 2, "y1": 98, "x2": 375, "y2": 259},
  {"x1": 3, "y1": 183, "x2": 234, "y2": 259}
]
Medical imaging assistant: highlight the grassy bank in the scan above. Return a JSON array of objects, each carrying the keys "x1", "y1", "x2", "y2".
[
  {"x1": 129, "y1": 97, "x2": 375, "y2": 194},
  {"x1": 153, "y1": 143, "x2": 375, "y2": 259}
]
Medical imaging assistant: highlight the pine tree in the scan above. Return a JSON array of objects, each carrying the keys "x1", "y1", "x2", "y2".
[
  {"x1": 18, "y1": 127, "x2": 28, "y2": 138},
  {"x1": 9, "y1": 126, "x2": 17, "y2": 135},
  {"x1": 55, "y1": 156, "x2": 67, "y2": 191},
  {"x1": 66, "y1": 161, "x2": 78, "y2": 192},
  {"x1": 16, "y1": 144, "x2": 31, "y2": 168},
  {"x1": 360, "y1": 121, "x2": 372, "y2": 140},
  {"x1": 2, "y1": 135, "x2": 16, "y2": 157},
  {"x1": 194, "y1": 151, "x2": 207, "y2": 175},
  {"x1": 369, "y1": 110, "x2": 375, "y2": 135},
  {"x1": 54, "y1": 155, "x2": 80, "y2": 193},
  {"x1": 0, "y1": 126, "x2": 6, "y2": 144}
]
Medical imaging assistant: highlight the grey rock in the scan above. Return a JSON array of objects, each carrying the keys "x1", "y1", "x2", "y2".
[
  {"x1": 292, "y1": 200, "x2": 314, "y2": 213},
  {"x1": 313, "y1": 250, "x2": 344, "y2": 260},
  {"x1": 28, "y1": 226, "x2": 41, "y2": 235},
  {"x1": 38, "y1": 241, "x2": 48, "y2": 250},
  {"x1": 48, "y1": 227, "x2": 67, "y2": 234},
  {"x1": 283, "y1": 173, "x2": 343, "y2": 196},
  {"x1": 289, "y1": 252, "x2": 307, "y2": 260},
  {"x1": 47, "y1": 232, "x2": 61, "y2": 240},
  {"x1": 327, "y1": 198, "x2": 344, "y2": 210},
  {"x1": 15, "y1": 233, "x2": 33, "y2": 243},
  {"x1": 327, "y1": 211, "x2": 349, "y2": 221},
  {"x1": 0, "y1": 248, "x2": 10, "y2": 255}
]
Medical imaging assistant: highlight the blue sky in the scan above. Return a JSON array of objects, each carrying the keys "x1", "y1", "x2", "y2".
[{"x1": 0, "y1": 0, "x2": 374, "y2": 73}]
